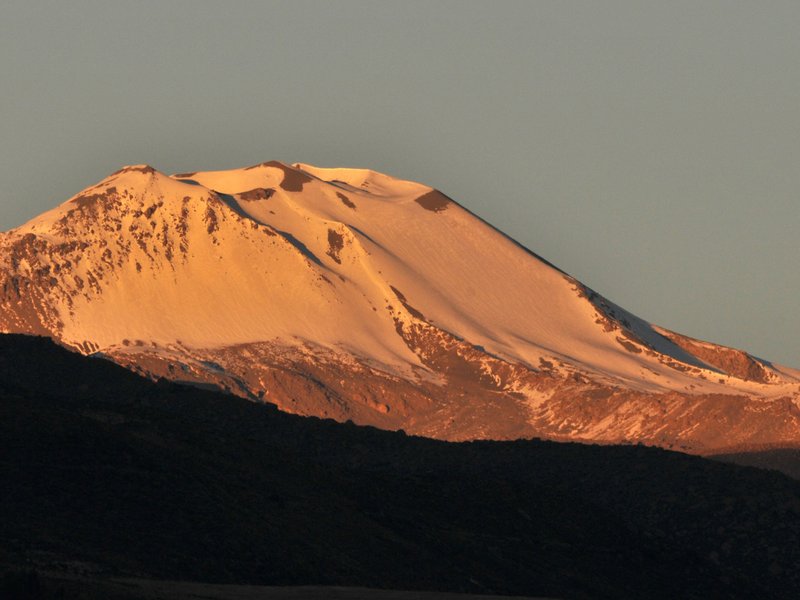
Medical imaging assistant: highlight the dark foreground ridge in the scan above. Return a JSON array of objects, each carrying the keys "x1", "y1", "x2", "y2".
[{"x1": 2, "y1": 335, "x2": 800, "y2": 600}]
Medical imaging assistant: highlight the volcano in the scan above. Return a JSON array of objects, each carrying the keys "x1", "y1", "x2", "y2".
[{"x1": 2, "y1": 160, "x2": 799, "y2": 452}]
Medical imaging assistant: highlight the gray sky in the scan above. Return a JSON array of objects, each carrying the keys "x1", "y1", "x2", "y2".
[{"x1": 1, "y1": 1, "x2": 798, "y2": 366}]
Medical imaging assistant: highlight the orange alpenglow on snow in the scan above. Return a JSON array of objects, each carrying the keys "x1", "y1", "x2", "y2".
[{"x1": 2, "y1": 160, "x2": 799, "y2": 452}]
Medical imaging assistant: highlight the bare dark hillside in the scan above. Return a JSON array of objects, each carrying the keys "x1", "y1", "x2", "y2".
[{"x1": 2, "y1": 335, "x2": 799, "y2": 599}]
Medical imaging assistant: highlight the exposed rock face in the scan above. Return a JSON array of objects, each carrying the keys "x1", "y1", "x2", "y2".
[
  {"x1": 2, "y1": 160, "x2": 799, "y2": 453},
  {"x1": 657, "y1": 328, "x2": 772, "y2": 384}
]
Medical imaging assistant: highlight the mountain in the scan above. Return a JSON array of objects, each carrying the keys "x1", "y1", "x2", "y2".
[
  {"x1": 2, "y1": 161, "x2": 799, "y2": 452},
  {"x1": 3, "y1": 334, "x2": 800, "y2": 599}
]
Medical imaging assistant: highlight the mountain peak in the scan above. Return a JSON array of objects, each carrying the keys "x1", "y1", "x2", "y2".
[
  {"x1": 113, "y1": 164, "x2": 160, "y2": 175},
  {"x1": 10, "y1": 163, "x2": 204, "y2": 238},
  {"x1": 1, "y1": 160, "x2": 799, "y2": 452}
]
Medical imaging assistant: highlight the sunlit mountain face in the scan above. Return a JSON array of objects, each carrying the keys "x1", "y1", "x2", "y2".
[{"x1": 3, "y1": 160, "x2": 800, "y2": 452}]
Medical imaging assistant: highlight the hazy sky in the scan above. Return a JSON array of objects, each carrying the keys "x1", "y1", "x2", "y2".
[{"x1": 1, "y1": 1, "x2": 798, "y2": 365}]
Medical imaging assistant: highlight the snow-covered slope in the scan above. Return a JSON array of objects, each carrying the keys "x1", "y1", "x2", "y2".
[{"x1": 2, "y1": 161, "x2": 799, "y2": 452}]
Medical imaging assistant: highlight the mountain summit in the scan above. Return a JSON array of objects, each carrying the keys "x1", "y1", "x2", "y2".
[{"x1": 2, "y1": 161, "x2": 799, "y2": 451}]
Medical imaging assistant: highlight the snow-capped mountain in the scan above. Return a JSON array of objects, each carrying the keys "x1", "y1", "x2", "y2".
[{"x1": 2, "y1": 161, "x2": 799, "y2": 452}]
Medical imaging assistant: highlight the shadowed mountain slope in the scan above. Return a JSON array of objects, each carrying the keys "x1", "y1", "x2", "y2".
[{"x1": 2, "y1": 334, "x2": 800, "y2": 599}]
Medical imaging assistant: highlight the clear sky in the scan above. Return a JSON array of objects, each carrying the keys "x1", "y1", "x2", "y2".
[{"x1": 1, "y1": 1, "x2": 798, "y2": 366}]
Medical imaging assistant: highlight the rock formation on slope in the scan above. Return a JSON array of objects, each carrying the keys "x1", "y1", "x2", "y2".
[{"x1": 2, "y1": 160, "x2": 799, "y2": 452}]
